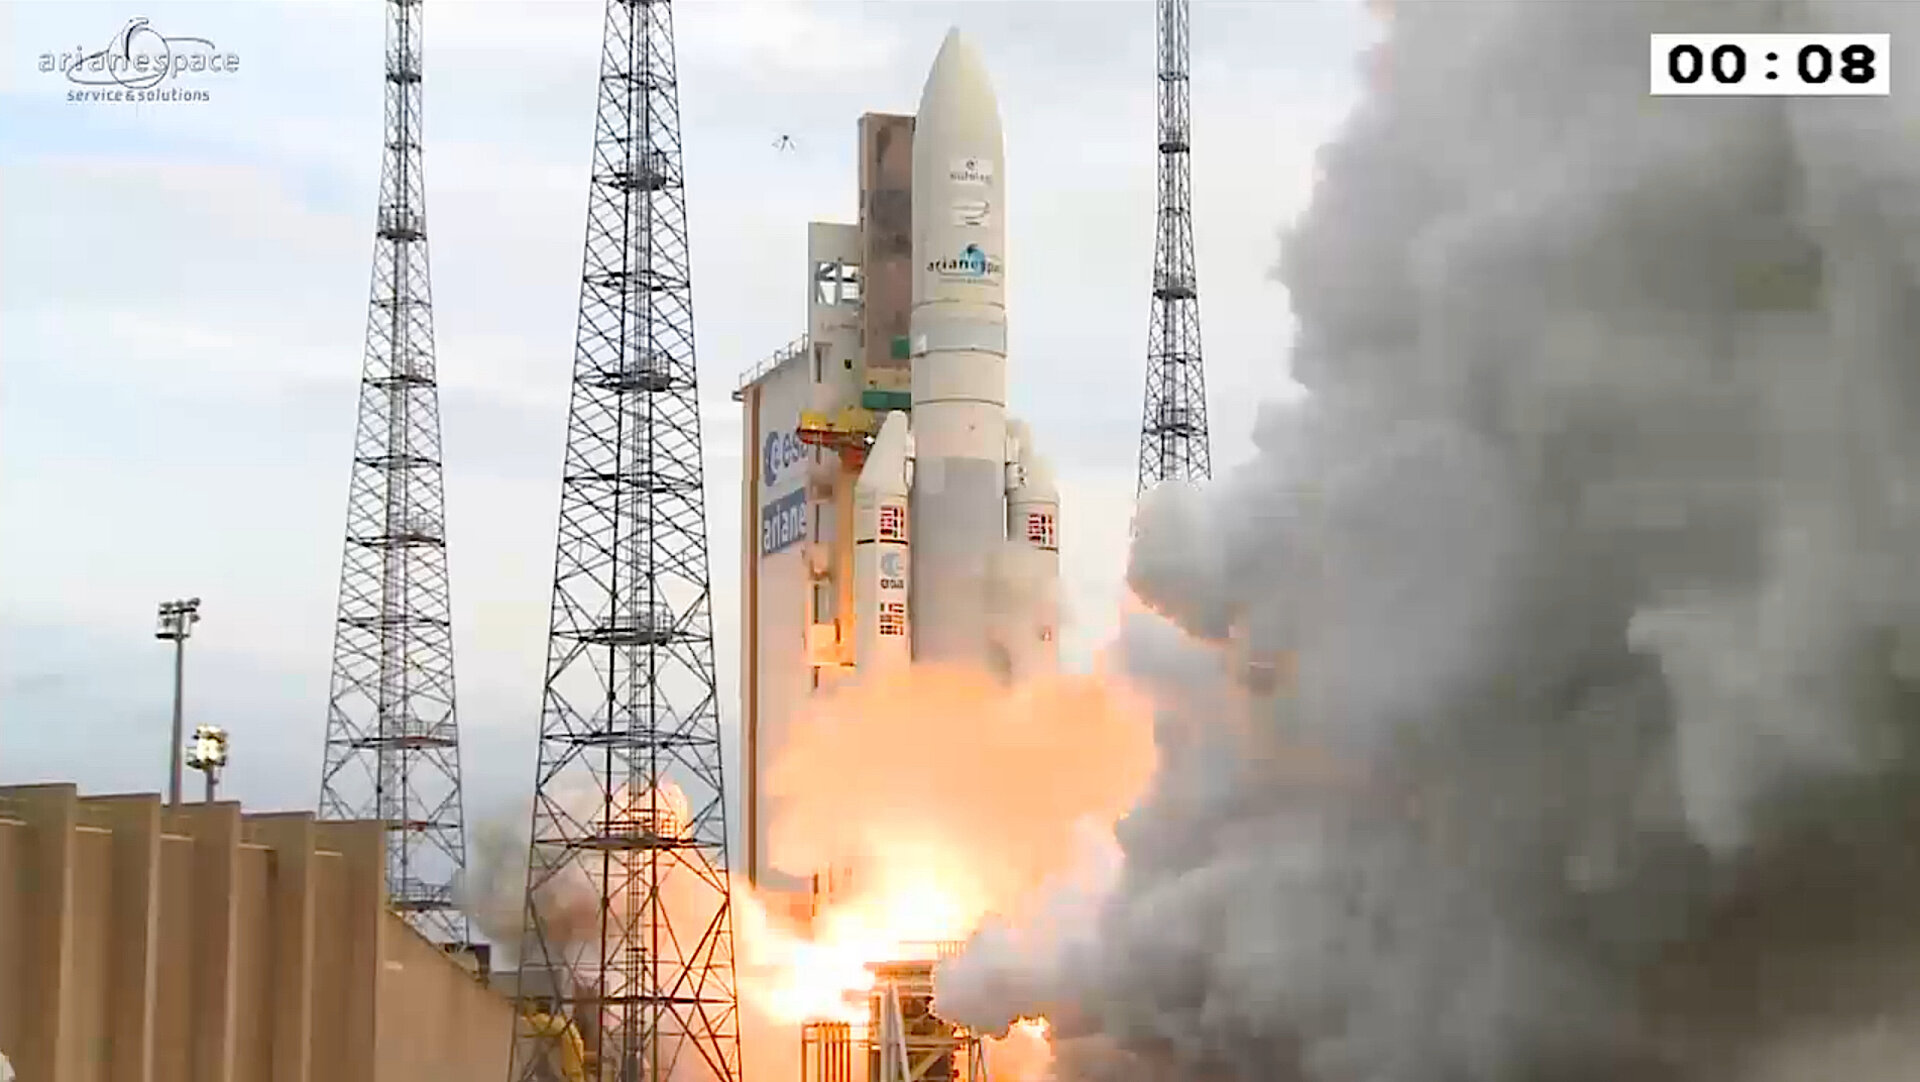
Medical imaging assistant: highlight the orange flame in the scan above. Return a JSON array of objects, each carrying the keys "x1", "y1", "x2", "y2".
[{"x1": 732, "y1": 662, "x2": 1158, "y2": 1080}]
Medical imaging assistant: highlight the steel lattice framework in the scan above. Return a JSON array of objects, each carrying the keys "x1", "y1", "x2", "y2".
[
  {"x1": 1137, "y1": 0, "x2": 1213, "y2": 493},
  {"x1": 507, "y1": 1, "x2": 741, "y2": 1080},
  {"x1": 317, "y1": 0, "x2": 470, "y2": 947}
]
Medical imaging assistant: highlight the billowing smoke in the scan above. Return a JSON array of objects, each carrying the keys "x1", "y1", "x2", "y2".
[
  {"x1": 457, "y1": 807, "x2": 536, "y2": 961},
  {"x1": 456, "y1": 782, "x2": 711, "y2": 978},
  {"x1": 938, "y1": 1, "x2": 1920, "y2": 1079},
  {"x1": 456, "y1": 793, "x2": 655, "y2": 968},
  {"x1": 459, "y1": 784, "x2": 748, "y2": 1082}
]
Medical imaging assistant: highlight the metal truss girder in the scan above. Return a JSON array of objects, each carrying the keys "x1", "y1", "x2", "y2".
[
  {"x1": 510, "y1": 2, "x2": 742, "y2": 1081},
  {"x1": 1137, "y1": 0, "x2": 1213, "y2": 495},
  {"x1": 317, "y1": 0, "x2": 470, "y2": 948}
]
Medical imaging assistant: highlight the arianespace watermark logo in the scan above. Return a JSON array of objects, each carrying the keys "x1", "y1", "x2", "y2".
[{"x1": 39, "y1": 18, "x2": 239, "y2": 104}]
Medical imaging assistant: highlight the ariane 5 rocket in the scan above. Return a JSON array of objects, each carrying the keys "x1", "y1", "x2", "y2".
[
  {"x1": 851, "y1": 28, "x2": 1060, "y2": 680},
  {"x1": 737, "y1": 26, "x2": 1060, "y2": 890}
]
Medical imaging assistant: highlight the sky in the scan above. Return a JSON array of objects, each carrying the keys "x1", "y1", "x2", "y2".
[{"x1": 0, "y1": 0, "x2": 1369, "y2": 826}]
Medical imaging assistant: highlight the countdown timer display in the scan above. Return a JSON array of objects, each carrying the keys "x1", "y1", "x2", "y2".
[{"x1": 1650, "y1": 33, "x2": 1889, "y2": 96}]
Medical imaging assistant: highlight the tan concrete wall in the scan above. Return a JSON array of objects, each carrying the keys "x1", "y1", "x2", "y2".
[
  {"x1": 0, "y1": 783, "x2": 513, "y2": 1081},
  {"x1": 0, "y1": 819, "x2": 18, "y2": 1058},
  {"x1": 377, "y1": 912, "x2": 515, "y2": 1082}
]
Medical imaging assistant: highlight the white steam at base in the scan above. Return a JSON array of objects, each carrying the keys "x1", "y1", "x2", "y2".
[{"x1": 937, "y1": 2, "x2": 1920, "y2": 1079}]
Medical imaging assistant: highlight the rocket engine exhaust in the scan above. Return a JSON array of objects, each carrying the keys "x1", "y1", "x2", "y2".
[{"x1": 935, "y1": 2, "x2": 1920, "y2": 1081}]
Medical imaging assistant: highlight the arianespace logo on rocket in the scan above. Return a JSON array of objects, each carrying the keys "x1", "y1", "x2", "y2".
[
  {"x1": 927, "y1": 243, "x2": 1002, "y2": 283},
  {"x1": 879, "y1": 550, "x2": 905, "y2": 590}
]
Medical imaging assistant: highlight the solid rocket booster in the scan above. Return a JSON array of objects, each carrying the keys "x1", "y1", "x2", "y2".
[
  {"x1": 854, "y1": 411, "x2": 914, "y2": 673},
  {"x1": 908, "y1": 28, "x2": 1010, "y2": 667},
  {"x1": 1005, "y1": 418, "x2": 1060, "y2": 675}
]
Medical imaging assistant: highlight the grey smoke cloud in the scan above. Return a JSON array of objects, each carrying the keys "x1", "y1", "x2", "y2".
[
  {"x1": 456, "y1": 807, "x2": 536, "y2": 961},
  {"x1": 938, "y1": 1, "x2": 1920, "y2": 1078}
]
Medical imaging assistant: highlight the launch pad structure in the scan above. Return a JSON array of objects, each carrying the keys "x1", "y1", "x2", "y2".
[{"x1": 800, "y1": 944, "x2": 993, "y2": 1082}]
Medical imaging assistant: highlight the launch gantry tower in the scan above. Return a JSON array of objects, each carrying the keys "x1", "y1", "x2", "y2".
[
  {"x1": 508, "y1": 0, "x2": 743, "y2": 1080},
  {"x1": 317, "y1": 0, "x2": 471, "y2": 947},
  {"x1": 1136, "y1": 0, "x2": 1213, "y2": 493}
]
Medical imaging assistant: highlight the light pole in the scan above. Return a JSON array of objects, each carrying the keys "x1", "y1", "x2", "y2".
[
  {"x1": 155, "y1": 598, "x2": 202, "y2": 806},
  {"x1": 187, "y1": 725, "x2": 230, "y2": 803}
]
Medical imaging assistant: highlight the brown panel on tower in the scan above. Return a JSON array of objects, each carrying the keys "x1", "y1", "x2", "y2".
[{"x1": 858, "y1": 112, "x2": 915, "y2": 390}]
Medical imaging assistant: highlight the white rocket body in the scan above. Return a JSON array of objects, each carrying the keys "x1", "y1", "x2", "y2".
[
  {"x1": 907, "y1": 28, "x2": 1014, "y2": 669},
  {"x1": 854, "y1": 411, "x2": 914, "y2": 674},
  {"x1": 1004, "y1": 420, "x2": 1060, "y2": 676},
  {"x1": 831, "y1": 28, "x2": 1060, "y2": 680}
]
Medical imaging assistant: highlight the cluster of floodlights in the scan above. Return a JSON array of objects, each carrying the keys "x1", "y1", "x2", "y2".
[{"x1": 155, "y1": 597, "x2": 229, "y2": 804}]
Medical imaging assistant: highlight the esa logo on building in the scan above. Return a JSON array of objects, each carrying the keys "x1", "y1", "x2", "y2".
[
  {"x1": 762, "y1": 427, "x2": 805, "y2": 487},
  {"x1": 879, "y1": 549, "x2": 905, "y2": 590},
  {"x1": 927, "y1": 243, "x2": 1002, "y2": 281}
]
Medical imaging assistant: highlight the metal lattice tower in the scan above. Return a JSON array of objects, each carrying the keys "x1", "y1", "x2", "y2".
[
  {"x1": 1137, "y1": 0, "x2": 1212, "y2": 493},
  {"x1": 317, "y1": 0, "x2": 470, "y2": 947},
  {"x1": 508, "y1": 1, "x2": 741, "y2": 1080}
]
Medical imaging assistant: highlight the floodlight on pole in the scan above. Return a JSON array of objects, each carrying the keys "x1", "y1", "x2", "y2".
[
  {"x1": 187, "y1": 724, "x2": 229, "y2": 803},
  {"x1": 155, "y1": 597, "x2": 202, "y2": 806}
]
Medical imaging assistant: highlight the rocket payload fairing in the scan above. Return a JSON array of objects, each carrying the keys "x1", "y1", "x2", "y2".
[{"x1": 854, "y1": 28, "x2": 1060, "y2": 677}]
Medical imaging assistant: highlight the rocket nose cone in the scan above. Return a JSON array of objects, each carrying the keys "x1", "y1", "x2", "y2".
[
  {"x1": 935, "y1": 26, "x2": 971, "y2": 66},
  {"x1": 918, "y1": 26, "x2": 998, "y2": 117},
  {"x1": 871, "y1": 410, "x2": 910, "y2": 457}
]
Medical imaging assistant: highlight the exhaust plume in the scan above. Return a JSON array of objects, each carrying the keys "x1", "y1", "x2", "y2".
[
  {"x1": 940, "y1": 2, "x2": 1920, "y2": 1079},
  {"x1": 766, "y1": 665, "x2": 1156, "y2": 912},
  {"x1": 458, "y1": 662, "x2": 1155, "y2": 1082},
  {"x1": 761, "y1": 664, "x2": 1153, "y2": 1082}
]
